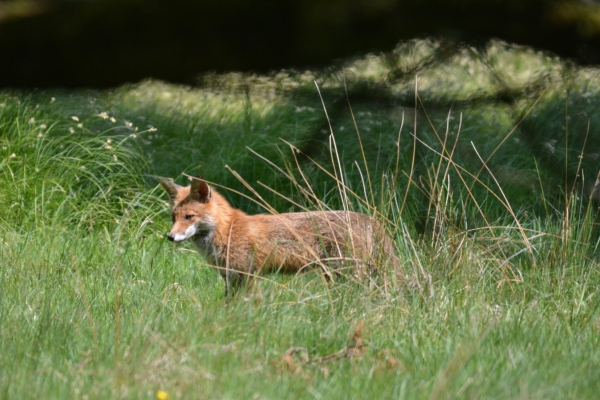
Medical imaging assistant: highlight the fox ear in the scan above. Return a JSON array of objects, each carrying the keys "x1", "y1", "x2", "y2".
[
  {"x1": 190, "y1": 176, "x2": 211, "y2": 203},
  {"x1": 158, "y1": 178, "x2": 181, "y2": 206}
]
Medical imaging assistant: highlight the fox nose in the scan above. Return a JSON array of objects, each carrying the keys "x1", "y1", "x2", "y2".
[{"x1": 167, "y1": 233, "x2": 175, "y2": 242}]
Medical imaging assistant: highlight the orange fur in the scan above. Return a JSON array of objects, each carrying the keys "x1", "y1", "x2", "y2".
[{"x1": 159, "y1": 177, "x2": 398, "y2": 294}]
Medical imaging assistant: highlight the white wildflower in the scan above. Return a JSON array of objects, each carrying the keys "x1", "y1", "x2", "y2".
[
  {"x1": 69, "y1": 127, "x2": 75, "y2": 134},
  {"x1": 97, "y1": 112, "x2": 109, "y2": 119},
  {"x1": 109, "y1": 117, "x2": 116, "y2": 123},
  {"x1": 71, "y1": 116, "x2": 79, "y2": 122},
  {"x1": 9, "y1": 153, "x2": 16, "y2": 159},
  {"x1": 28, "y1": 117, "x2": 35, "y2": 124},
  {"x1": 125, "y1": 120, "x2": 133, "y2": 128},
  {"x1": 544, "y1": 139, "x2": 557, "y2": 154}
]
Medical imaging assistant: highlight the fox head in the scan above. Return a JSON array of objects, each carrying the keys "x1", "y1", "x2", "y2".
[{"x1": 158, "y1": 176, "x2": 217, "y2": 243}]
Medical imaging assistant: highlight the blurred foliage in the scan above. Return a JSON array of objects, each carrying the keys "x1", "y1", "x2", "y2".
[
  {"x1": 3, "y1": 0, "x2": 600, "y2": 87},
  {"x1": 7, "y1": 39, "x2": 597, "y2": 221}
]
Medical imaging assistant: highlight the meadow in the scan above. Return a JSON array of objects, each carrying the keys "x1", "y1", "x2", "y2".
[{"x1": 1, "y1": 40, "x2": 600, "y2": 399}]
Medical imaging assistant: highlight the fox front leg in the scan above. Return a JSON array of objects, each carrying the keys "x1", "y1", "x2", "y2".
[
  {"x1": 224, "y1": 269, "x2": 244, "y2": 297},
  {"x1": 224, "y1": 257, "x2": 255, "y2": 296}
]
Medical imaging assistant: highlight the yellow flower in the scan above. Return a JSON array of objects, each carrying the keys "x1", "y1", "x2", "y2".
[{"x1": 156, "y1": 390, "x2": 169, "y2": 400}]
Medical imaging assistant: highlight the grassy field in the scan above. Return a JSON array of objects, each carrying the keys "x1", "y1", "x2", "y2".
[{"x1": 2, "y1": 40, "x2": 600, "y2": 399}]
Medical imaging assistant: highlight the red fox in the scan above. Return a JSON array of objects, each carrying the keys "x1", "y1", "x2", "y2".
[{"x1": 159, "y1": 176, "x2": 398, "y2": 295}]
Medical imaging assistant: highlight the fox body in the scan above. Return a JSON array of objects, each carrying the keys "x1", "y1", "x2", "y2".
[{"x1": 159, "y1": 177, "x2": 397, "y2": 294}]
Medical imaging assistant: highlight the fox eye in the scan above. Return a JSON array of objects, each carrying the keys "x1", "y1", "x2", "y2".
[{"x1": 184, "y1": 214, "x2": 194, "y2": 221}]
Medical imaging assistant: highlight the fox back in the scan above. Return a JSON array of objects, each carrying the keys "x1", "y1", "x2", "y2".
[{"x1": 159, "y1": 177, "x2": 398, "y2": 293}]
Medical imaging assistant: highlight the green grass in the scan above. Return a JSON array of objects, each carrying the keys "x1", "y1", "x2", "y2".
[{"x1": 2, "y1": 40, "x2": 600, "y2": 399}]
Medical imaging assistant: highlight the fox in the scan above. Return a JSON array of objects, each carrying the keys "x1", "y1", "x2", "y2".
[{"x1": 159, "y1": 176, "x2": 398, "y2": 295}]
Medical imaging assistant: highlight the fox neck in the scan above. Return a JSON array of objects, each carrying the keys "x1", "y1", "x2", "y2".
[
  {"x1": 190, "y1": 190, "x2": 245, "y2": 265},
  {"x1": 191, "y1": 230, "x2": 218, "y2": 264}
]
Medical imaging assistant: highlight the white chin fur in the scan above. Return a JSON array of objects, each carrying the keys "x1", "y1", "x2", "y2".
[{"x1": 172, "y1": 225, "x2": 197, "y2": 242}]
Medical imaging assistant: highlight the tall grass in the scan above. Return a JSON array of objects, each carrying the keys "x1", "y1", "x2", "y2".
[
  {"x1": 1, "y1": 41, "x2": 600, "y2": 399},
  {"x1": 0, "y1": 94, "x2": 161, "y2": 234}
]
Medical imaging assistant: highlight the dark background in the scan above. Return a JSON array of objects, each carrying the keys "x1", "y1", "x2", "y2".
[{"x1": 2, "y1": 0, "x2": 600, "y2": 88}]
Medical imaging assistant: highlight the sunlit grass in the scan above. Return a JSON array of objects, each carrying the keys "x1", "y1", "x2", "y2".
[{"x1": 1, "y1": 40, "x2": 600, "y2": 399}]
